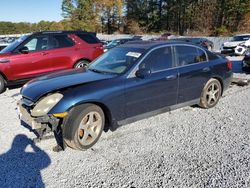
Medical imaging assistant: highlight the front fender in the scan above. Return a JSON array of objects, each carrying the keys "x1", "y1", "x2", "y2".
[{"x1": 48, "y1": 78, "x2": 125, "y2": 122}]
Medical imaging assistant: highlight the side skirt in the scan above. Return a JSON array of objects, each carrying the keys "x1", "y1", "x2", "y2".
[
  {"x1": 6, "y1": 78, "x2": 32, "y2": 86},
  {"x1": 117, "y1": 99, "x2": 199, "y2": 127}
]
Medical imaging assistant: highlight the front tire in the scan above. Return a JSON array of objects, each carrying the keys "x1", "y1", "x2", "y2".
[
  {"x1": 199, "y1": 78, "x2": 222, "y2": 109},
  {"x1": 0, "y1": 75, "x2": 6, "y2": 94},
  {"x1": 63, "y1": 104, "x2": 105, "y2": 150}
]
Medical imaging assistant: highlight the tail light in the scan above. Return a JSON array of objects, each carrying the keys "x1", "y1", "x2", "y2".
[{"x1": 227, "y1": 60, "x2": 232, "y2": 70}]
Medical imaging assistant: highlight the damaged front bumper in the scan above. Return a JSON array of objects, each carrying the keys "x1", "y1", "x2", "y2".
[{"x1": 17, "y1": 100, "x2": 61, "y2": 142}]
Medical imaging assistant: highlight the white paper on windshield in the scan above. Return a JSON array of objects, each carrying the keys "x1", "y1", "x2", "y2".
[{"x1": 126, "y1": 52, "x2": 142, "y2": 58}]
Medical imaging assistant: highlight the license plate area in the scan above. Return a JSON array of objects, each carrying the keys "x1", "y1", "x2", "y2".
[{"x1": 17, "y1": 102, "x2": 42, "y2": 130}]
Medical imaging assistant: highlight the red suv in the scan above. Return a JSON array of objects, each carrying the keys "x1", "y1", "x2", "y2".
[{"x1": 0, "y1": 31, "x2": 103, "y2": 93}]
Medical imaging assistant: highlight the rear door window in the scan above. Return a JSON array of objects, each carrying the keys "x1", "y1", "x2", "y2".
[
  {"x1": 76, "y1": 34, "x2": 100, "y2": 44},
  {"x1": 175, "y1": 45, "x2": 207, "y2": 66},
  {"x1": 50, "y1": 34, "x2": 74, "y2": 49},
  {"x1": 139, "y1": 47, "x2": 174, "y2": 72}
]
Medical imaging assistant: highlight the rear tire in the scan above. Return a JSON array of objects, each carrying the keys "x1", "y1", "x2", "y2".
[
  {"x1": 0, "y1": 75, "x2": 6, "y2": 94},
  {"x1": 63, "y1": 104, "x2": 105, "y2": 150},
  {"x1": 199, "y1": 78, "x2": 222, "y2": 109},
  {"x1": 74, "y1": 60, "x2": 90, "y2": 69}
]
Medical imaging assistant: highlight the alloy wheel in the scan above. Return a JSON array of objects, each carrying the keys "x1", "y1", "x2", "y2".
[
  {"x1": 77, "y1": 111, "x2": 102, "y2": 146},
  {"x1": 205, "y1": 82, "x2": 220, "y2": 106},
  {"x1": 75, "y1": 61, "x2": 88, "y2": 68}
]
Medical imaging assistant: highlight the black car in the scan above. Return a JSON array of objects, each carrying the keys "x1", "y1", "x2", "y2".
[
  {"x1": 243, "y1": 50, "x2": 250, "y2": 72},
  {"x1": 173, "y1": 37, "x2": 214, "y2": 51},
  {"x1": 18, "y1": 41, "x2": 232, "y2": 151}
]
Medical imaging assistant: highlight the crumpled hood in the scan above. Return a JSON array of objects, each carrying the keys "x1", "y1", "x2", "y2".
[{"x1": 21, "y1": 68, "x2": 116, "y2": 102}]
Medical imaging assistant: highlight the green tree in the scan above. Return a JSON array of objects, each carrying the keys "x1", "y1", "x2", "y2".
[{"x1": 61, "y1": 0, "x2": 100, "y2": 31}]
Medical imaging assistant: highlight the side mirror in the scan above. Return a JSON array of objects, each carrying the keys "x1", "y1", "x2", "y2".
[
  {"x1": 19, "y1": 46, "x2": 29, "y2": 54},
  {"x1": 135, "y1": 68, "x2": 151, "y2": 79}
]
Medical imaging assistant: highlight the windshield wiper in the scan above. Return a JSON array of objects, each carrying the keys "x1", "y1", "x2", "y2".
[
  {"x1": 88, "y1": 68, "x2": 102, "y2": 73},
  {"x1": 88, "y1": 68, "x2": 110, "y2": 74},
  {"x1": 88, "y1": 68, "x2": 118, "y2": 75}
]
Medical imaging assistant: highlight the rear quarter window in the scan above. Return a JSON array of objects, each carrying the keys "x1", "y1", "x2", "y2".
[{"x1": 76, "y1": 34, "x2": 100, "y2": 44}]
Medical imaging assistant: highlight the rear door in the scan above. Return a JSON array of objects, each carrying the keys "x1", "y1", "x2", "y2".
[
  {"x1": 125, "y1": 46, "x2": 179, "y2": 118},
  {"x1": 48, "y1": 34, "x2": 76, "y2": 71},
  {"x1": 175, "y1": 45, "x2": 212, "y2": 103}
]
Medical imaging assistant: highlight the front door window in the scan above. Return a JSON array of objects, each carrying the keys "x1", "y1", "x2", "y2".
[{"x1": 23, "y1": 35, "x2": 49, "y2": 52}]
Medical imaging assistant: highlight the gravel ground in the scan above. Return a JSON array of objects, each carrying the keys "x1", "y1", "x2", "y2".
[{"x1": 0, "y1": 73, "x2": 250, "y2": 188}]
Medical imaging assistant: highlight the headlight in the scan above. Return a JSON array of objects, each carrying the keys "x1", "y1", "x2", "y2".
[{"x1": 31, "y1": 93, "x2": 63, "y2": 117}]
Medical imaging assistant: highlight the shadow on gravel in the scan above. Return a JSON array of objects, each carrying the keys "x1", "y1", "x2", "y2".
[{"x1": 0, "y1": 134, "x2": 51, "y2": 187}]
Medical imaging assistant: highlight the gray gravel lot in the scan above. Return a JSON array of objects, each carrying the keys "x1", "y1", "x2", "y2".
[{"x1": 0, "y1": 74, "x2": 250, "y2": 188}]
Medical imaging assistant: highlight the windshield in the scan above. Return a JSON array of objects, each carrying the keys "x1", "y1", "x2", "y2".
[
  {"x1": 88, "y1": 47, "x2": 145, "y2": 74},
  {"x1": 0, "y1": 34, "x2": 30, "y2": 53},
  {"x1": 232, "y1": 35, "x2": 250, "y2": 42}
]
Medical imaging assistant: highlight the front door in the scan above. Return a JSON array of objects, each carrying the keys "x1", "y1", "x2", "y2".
[
  {"x1": 125, "y1": 46, "x2": 179, "y2": 118},
  {"x1": 10, "y1": 34, "x2": 53, "y2": 80}
]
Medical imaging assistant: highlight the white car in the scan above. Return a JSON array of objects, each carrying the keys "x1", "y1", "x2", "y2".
[
  {"x1": 235, "y1": 39, "x2": 250, "y2": 56},
  {"x1": 221, "y1": 34, "x2": 250, "y2": 55}
]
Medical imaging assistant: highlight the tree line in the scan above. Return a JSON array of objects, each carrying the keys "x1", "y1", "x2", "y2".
[{"x1": 0, "y1": 0, "x2": 249, "y2": 36}]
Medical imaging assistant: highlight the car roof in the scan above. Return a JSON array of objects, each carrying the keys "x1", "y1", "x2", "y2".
[
  {"x1": 32, "y1": 30, "x2": 96, "y2": 35},
  {"x1": 175, "y1": 37, "x2": 205, "y2": 40},
  {"x1": 119, "y1": 40, "x2": 197, "y2": 50},
  {"x1": 173, "y1": 38, "x2": 202, "y2": 42}
]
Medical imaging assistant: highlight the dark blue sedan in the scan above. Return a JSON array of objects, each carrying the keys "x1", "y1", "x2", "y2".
[{"x1": 18, "y1": 41, "x2": 233, "y2": 151}]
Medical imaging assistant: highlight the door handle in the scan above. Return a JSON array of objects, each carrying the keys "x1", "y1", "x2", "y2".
[
  {"x1": 41, "y1": 52, "x2": 49, "y2": 56},
  {"x1": 0, "y1": 59, "x2": 10, "y2": 63},
  {"x1": 166, "y1": 75, "x2": 177, "y2": 80},
  {"x1": 202, "y1": 67, "x2": 210, "y2": 72}
]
